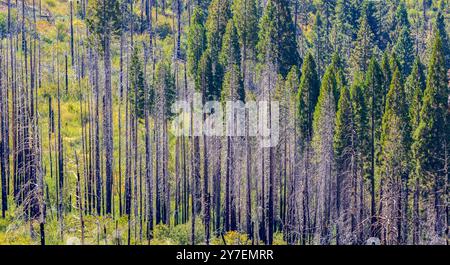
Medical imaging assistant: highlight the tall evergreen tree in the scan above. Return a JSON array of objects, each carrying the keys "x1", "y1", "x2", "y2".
[
  {"x1": 389, "y1": 52, "x2": 402, "y2": 80},
  {"x1": 205, "y1": 0, "x2": 231, "y2": 96},
  {"x1": 381, "y1": 51, "x2": 392, "y2": 98},
  {"x1": 361, "y1": 0, "x2": 379, "y2": 45},
  {"x1": 221, "y1": 65, "x2": 245, "y2": 103},
  {"x1": 350, "y1": 13, "x2": 375, "y2": 74},
  {"x1": 220, "y1": 20, "x2": 241, "y2": 70},
  {"x1": 257, "y1": 0, "x2": 300, "y2": 77},
  {"x1": 389, "y1": 1, "x2": 410, "y2": 41},
  {"x1": 298, "y1": 53, "x2": 320, "y2": 144},
  {"x1": 393, "y1": 26, "x2": 414, "y2": 76},
  {"x1": 154, "y1": 59, "x2": 176, "y2": 226},
  {"x1": 364, "y1": 57, "x2": 385, "y2": 237},
  {"x1": 332, "y1": 0, "x2": 357, "y2": 59},
  {"x1": 317, "y1": 0, "x2": 336, "y2": 37},
  {"x1": 311, "y1": 11, "x2": 330, "y2": 77},
  {"x1": 312, "y1": 65, "x2": 337, "y2": 244},
  {"x1": 155, "y1": 61, "x2": 176, "y2": 118},
  {"x1": 407, "y1": 57, "x2": 426, "y2": 245},
  {"x1": 412, "y1": 33, "x2": 449, "y2": 243},
  {"x1": 433, "y1": 11, "x2": 450, "y2": 68},
  {"x1": 282, "y1": 65, "x2": 300, "y2": 244},
  {"x1": 196, "y1": 50, "x2": 218, "y2": 100},
  {"x1": 350, "y1": 75, "x2": 369, "y2": 243},
  {"x1": 406, "y1": 58, "x2": 426, "y2": 125},
  {"x1": 334, "y1": 83, "x2": 357, "y2": 244},
  {"x1": 297, "y1": 53, "x2": 320, "y2": 244},
  {"x1": 206, "y1": 0, "x2": 231, "y2": 59},
  {"x1": 232, "y1": 0, "x2": 259, "y2": 59},
  {"x1": 221, "y1": 64, "x2": 244, "y2": 233},
  {"x1": 129, "y1": 48, "x2": 154, "y2": 120},
  {"x1": 379, "y1": 67, "x2": 410, "y2": 245},
  {"x1": 331, "y1": 53, "x2": 345, "y2": 106},
  {"x1": 187, "y1": 7, "x2": 207, "y2": 78}
]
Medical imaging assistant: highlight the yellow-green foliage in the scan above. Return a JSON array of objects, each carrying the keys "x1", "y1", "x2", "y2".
[
  {"x1": 152, "y1": 218, "x2": 205, "y2": 245},
  {"x1": 211, "y1": 231, "x2": 251, "y2": 245}
]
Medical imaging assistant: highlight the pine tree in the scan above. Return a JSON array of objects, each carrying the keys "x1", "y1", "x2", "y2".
[
  {"x1": 332, "y1": 0, "x2": 357, "y2": 59},
  {"x1": 155, "y1": 61, "x2": 176, "y2": 118},
  {"x1": 364, "y1": 57, "x2": 385, "y2": 237},
  {"x1": 393, "y1": 26, "x2": 414, "y2": 76},
  {"x1": 331, "y1": 53, "x2": 345, "y2": 106},
  {"x1": 187, "y1": 7, "x2": 207, "y2": 78},
  {"x1": 282, "y1": 65, "x2": 300, "y2": 244},
  {"x1": 129, "y1": 48, "x2": 154, "y2": 120},
  {"x1": 311, "y1": 11, "x2": 330, "y2": 77},
  {"x1": 196, "y1": 50, "x2": 218, "y2": 100},
  {"x1": 317, "y1": 0, "x2": 336, "y2": 37},
  {"x1": 205, "y1": 0, "x2": 231, "y2": 97},
  {"x1": 220, "y1": 20, "x2": 241, "y2": 70},
  {"x1": 412, "y1": 33, "x2": 449, "y2": 243},
  {"x1": 365, "y1": 57, "x2": 386, "y2": 127},
  {"x1": 232, "y1": 0, "x2": 259, "y2": 112},
  {"x1": 206, "y1": 0, "x2": 231, "y2": 59},
  {"x1": 433, "y1": 11, "x2": 450, "y2": 68},
  {"x1": 381, "y1": 51, "x2": 392, "y2": 97},
  {"x1": 379, "y1": 67, "x2": 410, "y2": 244},
  {"x1": 154, "y1": 59, "x2": 176, "y2": 226},
  {"x1": 350, "y1": 13, "x2": 375, "y2": 74},
  {"x1": 296, "y1": 53, "x2": 320, "y2": 244},
  {"x1": 361, "y1": 0, "x2": 379, "y2": 45},
  {"x1": 389, "y1": 52, "x2": 402, "y2": 80},
  {"x1": 389, "y1": 1, "x2": 410, "y2": 42},
  {"x1": 257, "y1": 0, "x2": 300, "y2": 77},
  {"x1": 350, "y1": 75, "x2": 369, "y2": 243},
  {"x1": 232, "y1": 0, "x2": 259, "y2": 59},
  {"x1": 312, "y1": 65, "x2": 337, "y2": 244},
  {"x1": 406, "y1": 58, "x2": 426, "y2": 127},
  {"x1": 221, "y1": 62, "x2": 244, "y2": 232},
  {"x1": 298, "y1": 53, "x2": 320, "y2": 144},
  {"x1": 334, "y1": 83, "x2": 357, "y2": 244},
  {"x1": 376, "y1": 0, "x2": 396, "y2": 50},
  {"x1": 86, "y1": 0, "x2": 122, "y2": 42},
  {"x1": 407, "y1": 57, "x2": 426, "y2": 245},
  {"x1": 284, "y1": 65, "x2": 300, "y2": 110},
  {"x1": 218, "y1": 18, "x2": 243, "y2": 236},
  {"x1": 351, "y1": 76, "x2": 369, "y2": 160}
]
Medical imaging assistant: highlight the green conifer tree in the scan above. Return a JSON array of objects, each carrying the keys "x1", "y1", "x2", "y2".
[
  {"x1": 406, "y1": 58, "x2": 426, "y2": 129},
  {"x1": 312, "y1": 65, "x2": 337, "y2": 244},
  {"x1": 334, "y1": 83, "x2": 356, "y2": 244},
  {"x1": 381, "y1": 51, "x2": 392, "y2": 98},
  {"x1": 257, "y1": 0, "x2": 300, "y2": 77},
  {"x1": 379, "y1": 67, "x2": 410, "y2": 244},
  {"x1": 130, "y1": 48, "x2": 154, "y2": 120},
  {"x1": 412, "y1": 33, "x2": 449, "y2": 242},
  {"x1": 205, "y1": 0, "x2": 231, "y2": 97},
  {"x1": 232, "y1": 0, "x2": 259, "y2": 59},
  {"x1": 393, "y1": 26, "x2": 414, "y2": 76},
  {"x1": 364, "y1": 57, "x2": 385, "y2": 236},
  {"x1": 220, "y1": 20, "x2": 241, "y2": 70},
  {"x1": 433, "y1": 11, "x2": 450, "y2": 68},
  {"x1": 332, "y1": 0, "x2": 357, "y2": 59},
  {"x1": 298, "y1": 53, "x2": 320, "y2": 143},
  {"x1": 311, "y1": 11, "x2": 330, "y2": 77},
  {"x1": 187, "y1": 7, "x2": 207, "y2": 78},
  {"x1": 350, "y1": 14, "x2": 375, "y2": 74}
]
